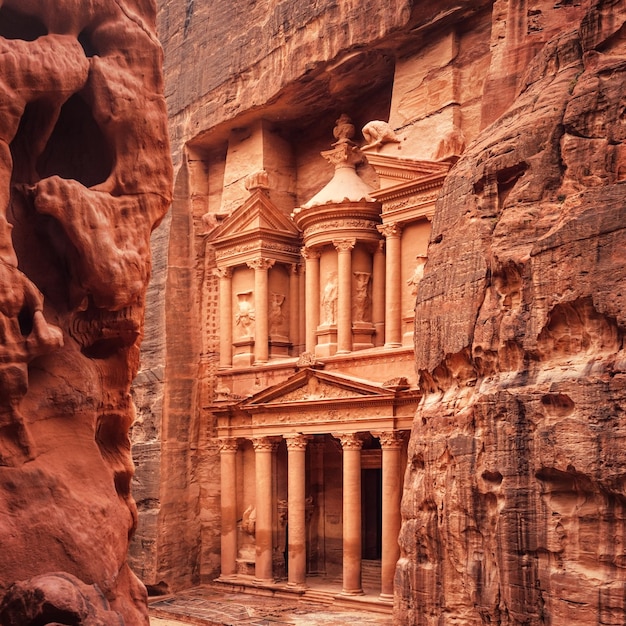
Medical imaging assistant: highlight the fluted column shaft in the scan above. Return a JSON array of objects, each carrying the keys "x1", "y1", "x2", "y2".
[
  {"x1": 379, "y1": 431, "x2": 405, "y2": 600},
  {"x1": 337, "y1": 433, "x2": 363, "y2": 595},
  {"x1": 334, "y1": 239, "x2": 355, "y2": 353},
  {"x1": 377, "y1": 223, "x2": 402, "y2": 347},
  {"x1": 302, "y1": 247, "x2": 320, "y2": 353},
  {"x1": 247, "y1": 258, "x2": 275, "y2": 364},
  {"x1": 285, "y1": 434, "x2": 308, "y2": 586},
  {"x1": 216, "y1": 267, "x2": 233, "y2": 368},
  {"x1": 253, "y1": 436, "x2": 277, "y2": 582},
  {"x1": 219, "y1": 438, "x2": 238, "y2": 577}
]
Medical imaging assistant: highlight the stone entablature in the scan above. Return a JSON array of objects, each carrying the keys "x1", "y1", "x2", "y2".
[{"x1": 214, "y1": 368, "x2": 419, "y2": 439}]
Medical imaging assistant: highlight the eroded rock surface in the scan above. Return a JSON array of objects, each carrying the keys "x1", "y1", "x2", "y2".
[
  {"x1": 398, "y1": 2, "x2": 626, "y2": 623},
  {"x1": 0, "y1": 1, "x2": 172, "y2": 624}
]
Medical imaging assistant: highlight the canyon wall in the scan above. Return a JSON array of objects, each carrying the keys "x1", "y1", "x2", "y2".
[
  {"x1": 146, "y1": 0, "x2": 626, "y2": 622},
  {"x1": 398, "y1": 2, "x2": 626, "y2": 623},
  {"x1": 0, "y1": 1, "x2": 172, "y2": 624}
]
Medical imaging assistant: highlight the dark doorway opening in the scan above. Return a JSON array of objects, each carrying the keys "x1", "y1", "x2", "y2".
[{"x1": 361, "y1": 468, "x2": 381, "y2": 559}]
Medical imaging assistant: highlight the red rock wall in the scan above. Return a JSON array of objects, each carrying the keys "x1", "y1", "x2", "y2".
[
  {"x1": 147, "y1": 0, "x2": 626, "y2": 619},
  {"x1": 0, "y1": 1, "x2": 172, "y2": 624},
  {"x1": 398, "y1": 1, "x2": 626, "y2": 623}
]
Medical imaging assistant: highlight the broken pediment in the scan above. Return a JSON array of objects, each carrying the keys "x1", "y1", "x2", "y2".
[
  {"x1": 244, "y1": 368, "x2": 396, "y2": 407},
  {"x1": 210, "y1": 188, "x2": 302, "y2": 265},
  {"x1": 366, "y1": 153, "x2": 451, "y2": 224}
]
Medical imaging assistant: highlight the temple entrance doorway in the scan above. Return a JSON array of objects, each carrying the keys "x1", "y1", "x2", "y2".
[{"x1": 361, "y1": 467, "x2": 382, "y2": 561}]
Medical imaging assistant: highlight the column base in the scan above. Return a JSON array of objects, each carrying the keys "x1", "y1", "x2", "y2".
[
  {"x1": 378, "y1": 592, "x2": 394, "y2": 603},
  {"x1": 287, "y1": 581, "x2": 307, "y2": 591},
  {"x1": 215, "y1": 574, "x2": 238, "y2": 582},
  {"x1": 383, "y1": 342, "x2": 402, "y2": 349},
  {"x1": 253, "y1": 577, "x2": 275, "y2": 586},
  {"x1": 340, "y1": 588, "x2": 364, "y2": 596}
]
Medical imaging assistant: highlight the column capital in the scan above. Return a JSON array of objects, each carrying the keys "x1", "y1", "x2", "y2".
[
  {"x1": 214, "y1": 266, "x2": 233, "y2": 279},
  {"x1": 290, "y1": 262, "x2": 303, "y2": 275},
  {"x1": 369, "y1": 239, "x2": 385, "y2": 255},
  {"x1": 334, "y1": 433, "x2": 364, "y2": 450},
  {"x1": 252, "y1": 435, "x2": 280, "y2": 452},
  {"x1": 332, "y1": 238, "x2": 356, "y2": 253},
  {"x1": 247, "y1": 258, "x2": 275, "y2": 271},
  {"x1": 284, "y1": 433, "x2": 310, "y2": 450},
  {"x1": 376, "y1": 430, "x2": 407, "y2": 450},
  {"x1": 301, "y1": 246, "x2": 321, "y2": 261},
  {"x1": 377, "y1": 222, "x2": 402, "y2": 238},
  {"x1": 218, "y1": 437, "x2": 239, "y2": 452}
]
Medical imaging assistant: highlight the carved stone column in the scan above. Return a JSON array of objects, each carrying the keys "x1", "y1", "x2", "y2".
[
  {"x1": 377, "y1": 223, "x2": 402, "y2": 348},
  {"x1": 253, "y1": 436, "x2": 278, "y2": 583},
  {"x1": 302, "y1": 247, "x2": 320, "y2": 353},
  {"x1": 247, "y1": 258, "x2": 275, "y2": 364},
  {"x1": 215, "y1": 267, "x2": 233, "y2": 368},
  {"x1": 372, "y1": 240, "x2": 385, "y2": 347},
  {"x1": 218, "y1": 437, "x2": 239, "y2": 578},
  {"x1": 333, "y1": 238, "x2": 356, "y2": 354},
  {"x1": 337, "y1": 433, "x2": 364, "y2": 595},
  {"x1": 285, "y1": 434, "x2": 308, "y2": 587},
  {"x1": 289, "y1": 263, "x2": 300, "y2": 354},
  {"x1": 378, "y1": 430, "x2": 406, "y2": 600}
]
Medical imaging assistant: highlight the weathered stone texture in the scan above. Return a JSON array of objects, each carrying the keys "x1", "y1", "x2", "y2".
[
  {"x1": 0, "y1": 1, "x2": 172, "y2": 624},
  {"x1": 399, "y1": 1, "x2": 626, "y2": 623}
]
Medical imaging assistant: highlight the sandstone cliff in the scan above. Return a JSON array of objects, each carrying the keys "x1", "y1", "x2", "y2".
[
  {"x1": 0, "y1": 1, "x2": 172, "y2": 624},
  {"x1": 398, "y1": 1, "x2": 626, "y2": 623},
  {"x1": 144, "y1": 0, "x2": 625, "y2": 622}
]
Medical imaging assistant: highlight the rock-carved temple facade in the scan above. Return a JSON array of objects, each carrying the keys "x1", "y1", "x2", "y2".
[{"x1": 204, "y1": 115, "x2": 452, "y2": 601}]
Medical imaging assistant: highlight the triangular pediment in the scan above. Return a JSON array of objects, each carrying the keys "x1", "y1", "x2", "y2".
[
  {"x1": 211, "y1": 189, "x2": 300, "y2": 246},
  {"x1": 365, "y1": 153, "x2": 451, "y2": 184},
  {"x1": 243, "y1": 368, "x2": 395, "y2": 408}
]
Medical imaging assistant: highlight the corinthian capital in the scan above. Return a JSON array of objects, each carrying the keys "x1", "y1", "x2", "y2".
[
  {"x1": 334, "y1": 433, "x2": 364, "y2": 450},
  {"x1": 213, "y1": 266, "x2": 232, "y2": 279},
  {"x1": 246, "y1": 258, "x2": 275, "y2": 271},
  {"x1": 301, "y1": 246, "x2": 321, "y2": 261},
  {"x1": 332, "y1": 238, "x2": 356, "y2": 253},
  {"x1": 377, "y1": 223, "x2": 401, "y2": 238}
]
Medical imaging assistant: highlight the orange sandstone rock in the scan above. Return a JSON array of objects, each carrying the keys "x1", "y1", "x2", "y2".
[
  {"x1": 0, "y1": 1, "x2": 172, "y2": 624},
  {"x1": 399, "y1": 2, "x2": 626, "y2": 623}
]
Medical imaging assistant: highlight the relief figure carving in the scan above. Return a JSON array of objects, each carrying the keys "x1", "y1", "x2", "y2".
[
  {"x1": 321, "y1": 271, "x2": 338, "y2": 326},
  {"x1": 269, "y1": 292, "x2": 286, "y2": 337},
  {"x1": 235, "y1": 291, "x2": 255, "y2": 338},
  {"x1": 353, "y1": 271, "x2": 371, "y2": 322}
]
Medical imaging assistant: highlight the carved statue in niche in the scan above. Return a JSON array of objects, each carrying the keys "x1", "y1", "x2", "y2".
[
  {"x1": 321, "y1": 271, "x2": 338, "y2": 325},
  {"x1": 353, "y1": 271, "x2": 371, "y2": 322},
  {"x1": 361, "y1": 120, "x2": 401, "y2": 150},
  {"x1": 269, "y1": 292, "x2": 286, "y2": 337},
  {"x1": 407, "y1": 256, "x2": 428, "y2": 296},
  {"x1": 0, "y1": 2, "x2": 172, "y2": 623},
  {"x1": 241, "y1": 504, "x2": 257, "y2": 535},
  {"x1": 235, "y1": 291, "x2": 255, "y2": 338}
]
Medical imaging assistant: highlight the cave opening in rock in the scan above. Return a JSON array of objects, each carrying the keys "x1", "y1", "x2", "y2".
[{"x1": 0, "y1": 6, "x2": 47, "y2": 41}]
